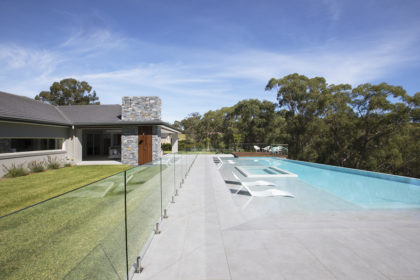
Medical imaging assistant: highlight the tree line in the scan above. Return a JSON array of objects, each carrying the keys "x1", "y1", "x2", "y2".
[{"x1": 175, "y1": 73, "x2": 420, "y2": 178}]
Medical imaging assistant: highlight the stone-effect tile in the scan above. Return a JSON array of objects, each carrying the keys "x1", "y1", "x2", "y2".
[{"x1": 135, "y1": 155, "x2": 420, "y2": 280}]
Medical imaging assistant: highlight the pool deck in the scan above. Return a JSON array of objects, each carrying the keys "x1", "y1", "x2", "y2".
[{"x1": 134, "y1": 155, "x2": 420, "y2": 280}]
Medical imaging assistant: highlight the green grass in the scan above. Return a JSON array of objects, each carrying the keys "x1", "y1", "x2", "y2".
[
  {"x1": 0, "y1": 165, "x2": 130, "y2": 217},
  {"x1": 0, "y1": 163, "x2": 176, "y2": 280}
]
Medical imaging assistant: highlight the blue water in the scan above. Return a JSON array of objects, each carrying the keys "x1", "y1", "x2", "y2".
[
  {"x1": 238, "y1": 157, "x2": 420, "y2": 209},
  {"x1": 240, "y1": 166, "x2": 287, "y2": 175}
]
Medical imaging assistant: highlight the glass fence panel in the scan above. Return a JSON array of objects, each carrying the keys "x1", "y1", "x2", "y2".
[
  {"x1": 126, "y1": 160, "x2": 162, "y2": 274},
  {"x1": 0, "y1": 172, "x2": 127, "y2": 280},
  {"x1": 174, "y1": 153, "x2": 182, "y2": 190},
  {"x1": 161, "y1": 154, "x2": 175, "y2": 213}
]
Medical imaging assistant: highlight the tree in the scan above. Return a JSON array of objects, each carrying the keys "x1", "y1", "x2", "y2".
[
  {"x1": 350, "y1": 83, "x2": 409, "y2": 170},
  {"x1": 265, "y1": 73, "x2": 330, "y2": 159},
  {"x1": 35, "y1": 78, "x2": 100, "y2": 105}
]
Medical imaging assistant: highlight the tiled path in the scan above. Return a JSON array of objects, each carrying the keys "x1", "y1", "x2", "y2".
[{"x1": 134, "y1": 155, "x2": 420, "y2": 280}]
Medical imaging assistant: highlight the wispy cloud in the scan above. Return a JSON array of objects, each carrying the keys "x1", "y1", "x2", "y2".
[
  {"x1": 0, "y1": 25, "x2": 419, "y2": 121},
  {"x1": 0, "y1": 44, "x2": 59, "y2": 71}
]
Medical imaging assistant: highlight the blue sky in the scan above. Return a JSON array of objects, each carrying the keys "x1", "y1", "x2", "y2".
[{"x1": 1, "y1": 0, "x2": 419, "y2": 122}]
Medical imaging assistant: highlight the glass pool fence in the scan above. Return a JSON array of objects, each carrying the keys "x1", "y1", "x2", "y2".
[
  {"x1": 181, "y1": 143, "x2": 288, "y2": 155},
  {"x1": 0, "y1": 153, "x2": 197, "y2": 280}
]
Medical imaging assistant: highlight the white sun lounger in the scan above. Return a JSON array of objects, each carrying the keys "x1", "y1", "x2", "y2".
[{"x1": 232, "y1": 172, "x2": 294, "y2": 197}]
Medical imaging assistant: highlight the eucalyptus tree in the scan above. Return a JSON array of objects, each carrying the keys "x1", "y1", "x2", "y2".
[
  {"x1": 265, "y1": 73, "x2": 330, "y2": 159},
  {"x1": 35, "y1": 78, "x2": 100, "y2": 105},
  {"x1": 180, "y1": 112, "x2": 202, "y2": 143},
  {"x1": 229, "y1": 99, "x2": 277, "y2": 147},
  {"x1": 350, "y1": 83, "x2": 410, "y2": 171},
  {"x1": 317, "y1": 83, "x2": 356, "y2": 166}
]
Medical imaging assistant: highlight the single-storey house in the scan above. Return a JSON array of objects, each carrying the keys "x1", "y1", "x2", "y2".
[{"x1": 0, "y1": 91, "x2": 181, "y2": 176}]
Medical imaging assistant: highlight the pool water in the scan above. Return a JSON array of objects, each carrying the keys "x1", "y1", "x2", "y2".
[
  {"x1": 246, "y1": 167, "x2": 278, "y2": 175},
  {"x1": 236, "y1": 165, "x2": 298, "y2": 178},
  {"x1": 230, "y1": 157, "x2": 420, "y2": 209}
]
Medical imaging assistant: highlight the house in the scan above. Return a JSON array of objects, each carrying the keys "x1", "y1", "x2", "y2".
[{"x1": 0, "y1": 91, "x2": 181, "y2": 176}]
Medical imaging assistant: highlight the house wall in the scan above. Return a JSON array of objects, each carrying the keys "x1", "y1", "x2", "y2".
[
  {"x1": 171, "y1": 133, "x2": 178, "y2": 153},
  {"x1": 64, "y1": 128, "x2": 82, "y2": 163},
  {"x1": 121, "y1": 97, "x2": 162, "y2": 165},
  {"x1": 0, "y1": 121, "x2": 71, "y2": 177},
  {"x1": 152, "y1": 126, "x2": 161, "y2": 160},
  {"x1": 121, "y1": 126, "x2": 138, "y2": 165},
  {"x1": 0, "y1": 121, "x2": 69, "y2": 138}
]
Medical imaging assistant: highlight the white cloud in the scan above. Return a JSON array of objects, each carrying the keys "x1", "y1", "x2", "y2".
[{"x1": 0, "y1": 26, "x2": 419, "y2": 122}]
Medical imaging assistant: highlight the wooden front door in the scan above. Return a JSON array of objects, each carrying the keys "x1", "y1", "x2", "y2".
[{"x1": 138, "y1": 126, "x2": 153, "y2": 165}]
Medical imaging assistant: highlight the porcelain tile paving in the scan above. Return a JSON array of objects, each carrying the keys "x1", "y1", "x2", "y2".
[{"x1": 134, "y1": 155, "x2": 420, "y2": 280}]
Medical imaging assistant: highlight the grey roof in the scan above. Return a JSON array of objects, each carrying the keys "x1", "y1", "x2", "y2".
[
  {"x1": 0, "y1": 91, "x2": 182, "y2": 132},
  {"x1": 0, "y1": 91, "x2": 71, "y2": 125},
  {"x1": 58, "y1": 104, "x2": 122, "y2": 125}
]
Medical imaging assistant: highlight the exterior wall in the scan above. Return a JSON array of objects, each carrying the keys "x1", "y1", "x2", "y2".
[
  {"x1": 0, "y1": 121, "x2": 69, "y2": 138},
  {"x1": 65, "y1": 128, "x2": 82, "y2": 163},
  {"x1": 121, "y1": 96, "x2": 161, "y2": 121},
  {"x1": 0, "y1": 151, "x2": 67, "y2": 177},
  {"x1": 0, "y1": 121, "x2": 71, "y2": 176},
  {"x1": 152, "y1": 126, "x2": 161, "y2": 161},
  {"x1": 171, "y1": 133, "x2": 179, "y2": 153},
  {"x1": 121, "y1": 96, "x2": 162, "y2": 165},
  {"x1": 121, "y1": 126, "x2": 138, "y2": 165},
  {"x1": 161, "y1": 134, "x2": 171, "y2": 144}
]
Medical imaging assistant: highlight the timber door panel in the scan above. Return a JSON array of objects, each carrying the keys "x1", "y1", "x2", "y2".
[{"x1": 138, "y1": 126, "x2": 153, "y2": 165}]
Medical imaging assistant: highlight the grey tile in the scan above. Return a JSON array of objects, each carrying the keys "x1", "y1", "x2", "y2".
[{"x1": 259, "y1": 230, "x2": 337, "y2": 280}]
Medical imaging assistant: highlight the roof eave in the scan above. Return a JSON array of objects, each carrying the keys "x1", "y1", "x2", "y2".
[
  {"x1": 73, "y1": 120, "x2": 183, "y2": 133},
  {"x1": 0, "y1": 116, "x2": 71, "y2": 127}
]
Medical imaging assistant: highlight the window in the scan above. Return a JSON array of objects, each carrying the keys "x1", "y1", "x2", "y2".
[{"x1": 0, "y1": 138, "x2": 63, "y2": 153}]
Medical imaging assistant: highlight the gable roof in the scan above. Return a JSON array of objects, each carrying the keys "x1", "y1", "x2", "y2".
[
  {"x1": 58, "y1": 104, "x2": 122, "y2": 125},
  {"x1": 0, "y1": 91, "x2": 71, "y2": 125},
  {"x1": 0, "y1": 91, "x2": 182, "y2": 132}
]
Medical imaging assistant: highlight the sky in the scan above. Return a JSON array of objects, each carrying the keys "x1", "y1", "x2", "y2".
[{"x1": 0, "y1": 0, "x2": 419, "y2": 122}]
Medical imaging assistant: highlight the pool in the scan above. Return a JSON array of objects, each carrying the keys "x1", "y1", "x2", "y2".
[
  {"x1": 228, "y1": 157, "x2": 420, "y2": 209},
  {"x1": 235, "y1": 166, "x2": 297, "y2": 178}
]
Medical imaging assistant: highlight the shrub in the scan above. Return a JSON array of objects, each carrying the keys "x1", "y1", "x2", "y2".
[
  {"x1": 47, "y1": 156, "x2": 61, "y2": 169},
  {"x1": 161, "y1": 143, "x2": 172, "y2": 151},
  {"x1": 2, "y1": 164, "x2": 28, "y2": 178},
  {"x1": 28, "y1": 161, "x2": 45, "y2": 173},
  {"x1": 64, "y1": 163, "x2": 72, "y2": 167},
  {"x1": 47, "y1": 162, "x2": 60, "y2": 169}
]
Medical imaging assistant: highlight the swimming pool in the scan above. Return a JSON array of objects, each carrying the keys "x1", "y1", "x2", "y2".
[
  {"x1": 229, "y1": 157, "x2": 420, "y2": 209},
  {"x1": 235, "y1": 166, "x2": 298, "y2": 178}
]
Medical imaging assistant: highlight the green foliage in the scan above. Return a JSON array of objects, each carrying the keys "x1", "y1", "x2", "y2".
[
  {"x1": 2, "y1": 164, "x2": 28, "y2": 178},
  {"x1": 176, "y1": 73, "x2": 419, "y2": 178},
  {"x1": 178, "y1": 139, "x2": 196, "y2": 151},
  {"x1": 64, "y1": 163, "x2": 72, "y2": 167},
  {"x1": 35, "y1": 78, "x2": 100, "y2": 105},
  {"x1": 28, "y1": 161, "x2": 45, "y2": 173},
  {"x1": 161, "y1": 143, "x2": 172, "y2": 151}
]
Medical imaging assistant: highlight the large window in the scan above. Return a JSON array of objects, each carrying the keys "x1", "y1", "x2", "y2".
[{"x1": 0, "y1": 138, "x2": 63, "y2": 153}]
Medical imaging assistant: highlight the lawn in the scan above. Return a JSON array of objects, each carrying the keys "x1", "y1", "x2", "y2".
[
  {"x1": 0, "y1": 162, "x2": 177, "y2": 280},
  {"x1": 0, "y1": 165, "x2": 130, "y2": 217}
]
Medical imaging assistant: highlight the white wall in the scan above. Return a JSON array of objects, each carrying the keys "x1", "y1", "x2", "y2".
[
  {"x1": 171, "y1": 133, "x2": 178, "y2": 153},
  {"x1": 0, "y1": 121, "x2": 72, "y2": 177}
]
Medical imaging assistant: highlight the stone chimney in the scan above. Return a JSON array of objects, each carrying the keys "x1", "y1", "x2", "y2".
[
  {"x1": 121, "y1": 96, "x2": 162, "y2": 165},
  {"x1": 122, "y1": 96, "x2": 161, "y2": 121}
]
